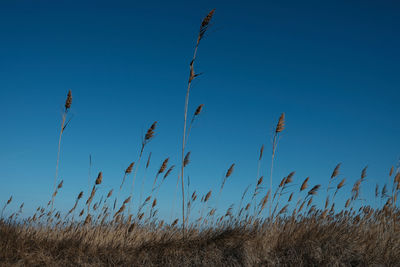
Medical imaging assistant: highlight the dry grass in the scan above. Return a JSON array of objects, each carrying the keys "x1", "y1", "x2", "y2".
[
  {"x1": 1, "y1": 9, "x2": 400, "y2": 267},
  {"x1": 1, "y1": 208, "x2": 400, "y2": 266}
]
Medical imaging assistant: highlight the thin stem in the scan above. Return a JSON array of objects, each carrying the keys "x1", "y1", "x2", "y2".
[
  {"x1": 269, "y1": 133, "x2": 278, "y2": 217},
  {"x1": 52, "y1": 112, "x2": 66, "y2": 211},
  {"x1": 128, "y1": 144, "x2": 144, "y2": 215},
  {"x1": 180, "y1": 36, "x2": 200, "y2": 237}
]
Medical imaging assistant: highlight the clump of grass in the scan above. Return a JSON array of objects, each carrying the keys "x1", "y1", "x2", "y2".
[{"x1": 2, "y1": 9, "x2": 400, "y2": 267}]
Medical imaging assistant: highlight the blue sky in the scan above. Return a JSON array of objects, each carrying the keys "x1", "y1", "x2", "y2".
[{"x1": 1, "y1": 0, "x2": 399, "y2": 221}]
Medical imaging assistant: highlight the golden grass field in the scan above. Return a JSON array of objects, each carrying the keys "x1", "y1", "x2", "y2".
[{"x1": 1, "y1": 10, "x2": 399, "y2": 266}]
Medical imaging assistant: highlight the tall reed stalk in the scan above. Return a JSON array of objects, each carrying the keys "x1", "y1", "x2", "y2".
[
  {"x1": 180, "y1": 9, "x2": 215, "y2": 235},
  {"x1": 269, "y1": 113, "x2": 285, "y2": 217},
  {"x1": 128, "y1": 122, "x2": 156, "y2": 215},
  {"x1": 52, "y1": 90, "x2": 72, "y2": 210}
]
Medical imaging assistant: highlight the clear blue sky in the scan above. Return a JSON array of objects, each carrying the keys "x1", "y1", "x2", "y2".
[{"x1": 1, "y1": 0, "x2": 399, "y2": 220}]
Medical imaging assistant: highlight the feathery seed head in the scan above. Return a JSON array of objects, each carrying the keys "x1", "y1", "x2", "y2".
[
  {"x1": 198, "y1": 9, "x2": 215, "y2": 42},
  {"x1": 257, "y1": 176, "x2": 263, "y2": 186},
  {"x1": 288, "y1": 192, "x2": 293, "y2": 202},
  {"x1": 95, "y1": 172, "x2": 103, "y2": 185},
  {"x1": 337, "y1": 178, "x2": 346, "y2": 189},
  {"x1": 145, "y1": 122, "x2": 157, "y2": 141},
  {"x1": 395, "y1": 173, "x2": 400, "y2": 183},
  {"x1": 125, "y1": 162, "x2": 135, "y2": 174},
  {"x1": 65, "y1": 90, "x2": 72, "y2": 111},
  {"x1": 194, "y1": 104, "x2": 204, "y2": 116},
  {"x1": 308, "y1": 185, "x2": 321, "y2": 196},
  {"x1": 300, "y1": 177, "x2": 309, "y2": 191},
  {"x1": 84, "y1": 214, "x2": 91, "y2": 225},
  {"x1": 158, "y1": 158, "x2": 169, "y2": 175},
  {"x1": 279, "y1": 177, "x2": 286, "y2": 187},
  {"x1": 345, "y1": 199, "x2": 351, "y2": 208},
  {"x1": 285, "y1": 171, "x2": 295, "y2": 184},
  {"x1": 123, "y1": 196, "x2": 131, "y2": 205},
  {"x1": 138, "y1": 213, "x2": 144, "y2": 220},
  {"x1": 361, "y1": 166, "x2": 368, "y2": 179},
  {"x1": 226, "y1": 163, "x2": 235, "y2": 178},
  {"x1": 163, "y1": 165, "x2": 175, "y2": 179},
  {"x1": 331, "y1": 163, "x2": 341, "y2": 179},
  {"x1": 201, "y1": 9, "x2": 215, "y2": 27},
  {"x1": 204, "y1": 191, "x2": 212, "y2": 202},
  {"x1": 275, "y1": 113, "x2": 285, "y2": 133},
  {"x1": 259, "y1": 144, "x2": 264, "y2": 161},
  {"x1": 146, "y1": 152, "x2": 152, "y2": 169},
  {"x1": 184, "y1": 152, "x2": 191, "y2": 167}
]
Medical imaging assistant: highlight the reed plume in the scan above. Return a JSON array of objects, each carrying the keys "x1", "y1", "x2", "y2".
[
  {"x1": 269, "y1": 112, "x2": 285, "y2": 217},
  {"x1": 1, "y1": 196, "x2": 12, "y2": 218}
]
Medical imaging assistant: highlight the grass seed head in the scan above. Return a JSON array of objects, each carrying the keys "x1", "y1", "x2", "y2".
[
  {"x1": 198, "y1": 9, "x2": 215, "y2": 42},
  {"x1": 125, "y1": 162, "x2": 135, "y2": 174},
  {"x1": 95, "y1": 172, "x2": 103, "y2": 185},
  {"x1": 300, "y1": 177, "x2": 309, "y2": 191},
  {"x1": 361, "y1": 166, "x2": 368, "y2": 179},
  {"x1": 184, "y1": 152, "x2": 191, "y2": 167},
  {"x1": 65, "y1": 90, "x2": 72, "y2": 111},
  {"x1": 337, "y1": 178, "x2": 346, "y2": 189},
  {"x1": 275, "y1": 113, "x2": 285, "y2": 133},
  {"x1": 285, "y1": 171, "x2": 295, "y2": 184},
  {"x1": 194, "y1": 104, "x2": 204, "y2": 116},
  {"x1": 204, "y1": 191, "x2": 212, "y2": 202},
  {"x1": 123, "y1": 197, "x2": 131, "y2": 205},
  {"x1": 308, "y1": 185, "x2": 321, "y2": 196},
  {"x1": 226, "y1": 163, "x2": 235, "y2": 178},
  {"x1": 259, "y1": 144, "x2": 264, "y2": 160},
  {"x1": 257, "y1": 176, "x2": 263, "y2": 186},
  {"x1": 331, "y1": 163, "x2": 341, "y2": 179},
  {"x1": 146, "y1": 152, "x2": 152, "y2": 169},
  {"x1": 145, "y1": 122, "x2": 157, "y2": 141},
  {"x1": 163, "y1": 165, "x2": 175, "y2": 179}
]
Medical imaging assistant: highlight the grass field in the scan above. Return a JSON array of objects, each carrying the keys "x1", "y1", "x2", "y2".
[{"x1": 1, "y1": 9, "x2": 399, "y2": 267}]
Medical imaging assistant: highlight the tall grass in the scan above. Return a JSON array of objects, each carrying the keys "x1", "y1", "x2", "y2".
[
  {"x1": 1, "y1": 9, "x2": 400, "y2": 266},
  {"x1": 179, "y1": 9, "x2": 215, "y2": 235}
]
